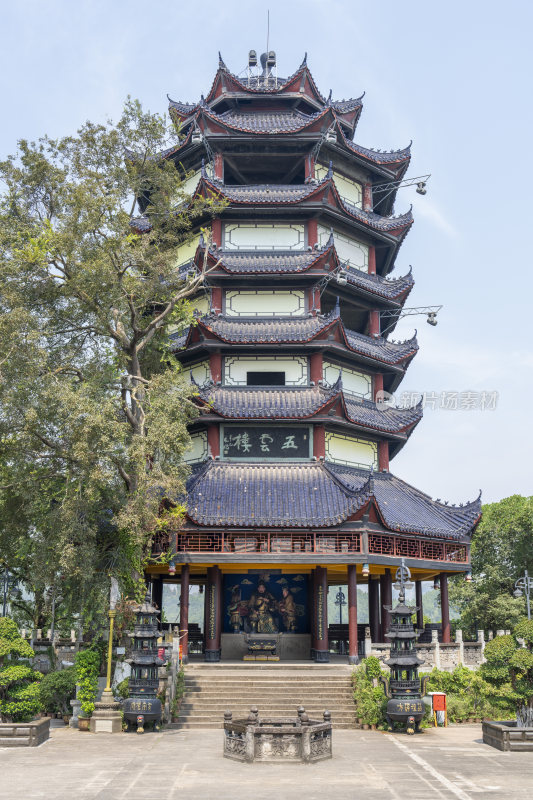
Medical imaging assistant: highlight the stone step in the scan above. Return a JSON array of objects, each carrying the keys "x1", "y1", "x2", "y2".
[
  {"x1": 167, "y1": 721, "x2": 356, "y2": 730},
  {"x1": 184, "y1": 681, "x2": 351, "y2": 689}
]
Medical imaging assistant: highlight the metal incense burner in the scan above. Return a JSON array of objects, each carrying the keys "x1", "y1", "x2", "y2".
[
  {"x1": 381, "y1": 560, "x2": 428, "y2": 734},
  {"x1": 122, "y1": 590, "x2": 163, "y2": 733}
]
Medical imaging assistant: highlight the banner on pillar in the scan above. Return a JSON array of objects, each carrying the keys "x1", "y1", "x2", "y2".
[{"x1": 223, "y1": 573, "x2": 309, "y2": 634}]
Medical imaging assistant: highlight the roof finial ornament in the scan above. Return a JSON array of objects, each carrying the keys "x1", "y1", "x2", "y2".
[
  {"x1": 327, "y1": 89, "x2": 332, "y2": 106},
  {"x1": 334, "y1": 296, "x2": 340, "y2": 317},
  {"x1": 201, "y1": 158, "x2": 207, "y2": 178},
  {"x1": 218, "y1": 52, "x2": 227, "y2": 70},
  {"x1": 299, "y1": 52, "x2": 308, "y2": 68},
  {"x1": 327, "y1": 160, "x2": 333, "y2": 179}
]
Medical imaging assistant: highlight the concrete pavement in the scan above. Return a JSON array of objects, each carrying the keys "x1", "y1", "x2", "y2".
[{"x1": 0, "y1": 723, "x2": 531, "y2": 800}]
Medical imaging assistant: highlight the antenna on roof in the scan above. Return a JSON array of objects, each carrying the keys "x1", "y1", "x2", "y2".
[{"x1": 266, "y1": 9, "x2": 270, "y2": 54}]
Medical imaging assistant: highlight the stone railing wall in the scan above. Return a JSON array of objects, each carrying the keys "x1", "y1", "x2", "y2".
[{"x1": 368, "y1": 628, "x2": 504, "y2": 672}]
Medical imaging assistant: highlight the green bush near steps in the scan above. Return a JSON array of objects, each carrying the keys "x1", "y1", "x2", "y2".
[{"x1": 0, "y1": 617, "x2": 43, "y2": 723}]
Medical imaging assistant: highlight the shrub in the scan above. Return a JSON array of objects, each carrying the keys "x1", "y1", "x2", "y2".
[
  {"x1": 115, "y1": 677, "x2": 129, "y2": 699},
  {"x1": 39, "y1": 667, "x2": 77, "y2": 715},
  {"x1": 0, "y1": 617, "x2": 43, "y2": 722},
  {"x1": 481, "y1": 620, "x2": 533, "y2": 727},
  {"x1": 75, "y1": 649, "x2": 100, "y2": 718},
  {"x1": 352, "y1": 657, "x2": 387, "y2": 726}
]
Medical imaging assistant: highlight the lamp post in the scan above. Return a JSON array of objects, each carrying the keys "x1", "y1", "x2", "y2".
[
  {"x1": 335, "y1": 589, "x2": 347, "y2": 625},
  {"x1": 513, "y1": 570, "x2": 533, "y2": 620},
  {"x1": 89, "y1": 577, "x2": 122, "y2": 733}
]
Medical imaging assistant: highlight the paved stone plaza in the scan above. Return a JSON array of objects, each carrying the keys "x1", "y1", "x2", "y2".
[{"x1": 0, "y1": 723, "x2": 531, "y2": 800}]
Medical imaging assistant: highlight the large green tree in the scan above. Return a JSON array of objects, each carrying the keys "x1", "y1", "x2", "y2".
[
  {"x1": 450, "y1": 495, "x2": 533, "y2": 634},
  {"x1": 0, "y1": 100, "x2": 221, "y2": 626}
]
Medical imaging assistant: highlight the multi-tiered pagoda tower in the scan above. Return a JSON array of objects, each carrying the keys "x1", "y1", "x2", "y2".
[{"x1": 146, "y1": 52, "x2": 481, "y2": 663}]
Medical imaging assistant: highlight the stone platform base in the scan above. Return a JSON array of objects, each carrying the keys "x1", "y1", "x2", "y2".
[
  {"x1": 0, "y1": 718, "x2": 50, "y2": 747},
  {"x1": 482, "y1": 720, "x2": 533, "y2": 751},
  {"x1": 90, "y1": 689, "x2": 122, "y2": 734}
]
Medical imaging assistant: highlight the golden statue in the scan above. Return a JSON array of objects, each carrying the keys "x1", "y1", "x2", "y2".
[
  {"x1": 279, "y1": 586, "x2": 297, "y2": 632},
  {"x1": 248, "y1": 581, "x2": 277, "y2": 633}
]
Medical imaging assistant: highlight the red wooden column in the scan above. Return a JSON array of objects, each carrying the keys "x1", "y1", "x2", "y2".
[
  {"x1": 179, "y1": 564, "x2": 190, "y2": 664},
  {"x1": 368, "y1": 576, "x2": 380, "y2": 643},
  {"x1": 307, "y1": 219, "x2": 318, "y2": 248},
  {"x1": 310, "y1": 568, "x2": 317, "y2": 659},
  {"x1": 314, "y1": 566, "x2": 329, "y2": 662},
  {"x1": 205, "y1": 565, "x2": 222, "y2": 661},
  {"x1": 380, "y1": 568, "x2": 392, "y2": 639},
  {"x1": 415, "y1": 579, "x2": 424, "y2": 632},
  {"x1": 310, "y1": 352, "x2": 323, "y2": 384},
  {"x1": 214, "y1": 152, "x2": 224, "y2": 180},
  {"x1": 440, "y1": 573, "x2": 450, "y2": 643},
  {"x1": 369, "y1": 310, "x2": 380, "y2": 337},
  {"x1": 347, "y1": 564, "x2": 359, "y2": 664},
  {"x1": 378, "y1": 441, "x2": 389, "y2": 471}
]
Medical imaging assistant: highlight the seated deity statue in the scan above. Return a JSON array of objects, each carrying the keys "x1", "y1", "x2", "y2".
[{"x1": 248, "y1": 581, "x2": 278, "y2": 633}]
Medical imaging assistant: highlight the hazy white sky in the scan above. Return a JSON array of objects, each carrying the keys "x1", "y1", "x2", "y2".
[{"x1": 2, "y1": 0, "x2": 532, "y2": 505}]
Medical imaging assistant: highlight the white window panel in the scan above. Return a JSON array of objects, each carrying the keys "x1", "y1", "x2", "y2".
[
  {"x1": 174, "y1": 234, "x2": 202, "y2": 268},
  {"x1": 325, "y1": 432, "x2": 377, "y2": 469},
  {"x1": 316, "y1": 163, "x2": 362, "y2": 209},
  {"x1": 224, "y1": 356, "x2": 308, "y2": 386},
  {"x1": 188, "y1": 360, "x2": 211, "y2": 385},
  {"x1": 224, "y1": 223, "x2": 305, "y2": 251},
  {"x1": 323, "y1": 361, "x2": 372, "y2": 399},
  {"x1": 183, "y1": 430, "x2": 208, "y2": 464},
  {"x1": 225, "y1": 290, "x2": 306, "y2": 317},
  {"x1": 317, "y1": 225, "x2": 369, "y2": 272}
]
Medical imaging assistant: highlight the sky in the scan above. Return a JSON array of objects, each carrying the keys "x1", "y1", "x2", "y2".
[{"x1": 2, "y1": 0, "x2": 532, "y2": 506}]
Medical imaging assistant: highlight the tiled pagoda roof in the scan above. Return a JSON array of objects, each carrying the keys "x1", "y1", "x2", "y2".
[
  {"x1": 326, "y1": 463, "x2": 482, "y2": 538},
  {"x1": 171, "y1": 310, "x2": 419, "y2": 367},
  {"x1": 196, "y1": 383, "x2": 422, "y2": 436},
  {"x1": 208, "y1": 243, "x2": 414, "y2": 302},
  {"x1": 185, "y1": 460, "x2": 481, "y2": 536},
  {"x1": 169, "y1": 55, "x2": 363, "y2": 129},
  {"x1": 198, "y1": 176, "x2": 413, "y2": 239},
  {"x1": 198, "y1": 106, "x2": 333, "y2": 135}
]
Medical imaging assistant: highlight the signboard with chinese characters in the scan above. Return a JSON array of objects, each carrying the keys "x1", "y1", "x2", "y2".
[{"x1": 221, "y1": 426, "x2": 311, "y2": 460}]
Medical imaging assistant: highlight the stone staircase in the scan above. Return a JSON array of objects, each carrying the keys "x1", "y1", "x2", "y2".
[{"x1": 170, "y1": 663, "x2": 357, "y2": 730}]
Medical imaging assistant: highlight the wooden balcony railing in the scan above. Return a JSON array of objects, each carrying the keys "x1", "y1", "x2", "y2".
[
  {"x1": 368, "y1": 534, "x2": 467, "y2": 563},
  {"x1": 151, "y1": 531, "x2": 468, "y2": 563}
]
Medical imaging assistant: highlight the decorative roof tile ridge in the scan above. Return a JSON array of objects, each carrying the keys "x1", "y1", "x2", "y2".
[
  {"x1": 336, "y1": 125, "x2": 412, "y2": 166},
  {"x1": 331, "y1": 94, "x2": 365, "y2": 113},
  {"x1": 345, "y1": 325, "x2": 418, "y2": 349},
  {"x1": 320, "y1": 461, "x2": 375, "y2": 509},
  {"x1": 345, "y1": 266, "x2": 414, "y2": 296},
  {"x1": 202, "y1": 105, "x2": 331, "y2": 134},
  {"x1": 167, "y1": 97, "x2": 199, "y2": 115},
  {"x1": 340, "y1": 194, "x2": 414, "y2": 232},
  {"x1": 200, "y1": 175, "x2": 323, "y2": 204}
]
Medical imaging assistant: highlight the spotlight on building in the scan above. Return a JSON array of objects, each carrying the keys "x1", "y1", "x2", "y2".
[
  {"x1": 325, "y1": 128, "x2": 337, "y2": 143},
  {"x1": 266, "y1": 50, "x2": 276, "y2": 69},
  {"x1": 416, "y1": 181, "x2": 427, "y2": 195},
  {"x1": 465, "y1": 571, "x2": 472, "y2": 582},
  {"x1": 248, "y1": 50, "x2": 258, "y2": 68},
  {"x1": 336, "y1": 268, "x2": 348, "y2": 286},
  {"x1": 168, "y1": 560, "x2": 176, "y2": 576},
  {"x1": 362, "y1": 563, "x2": 370, "y2": 577},
  {"x1": 191, "y1": 129, "x2": 203, "y2": 145},
  {"x1": 433, "y1": 577, "x2": 440, "y2": 591},
  {"x1": 427, "y1": 311, "x2": 438, "y2": 326}
]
